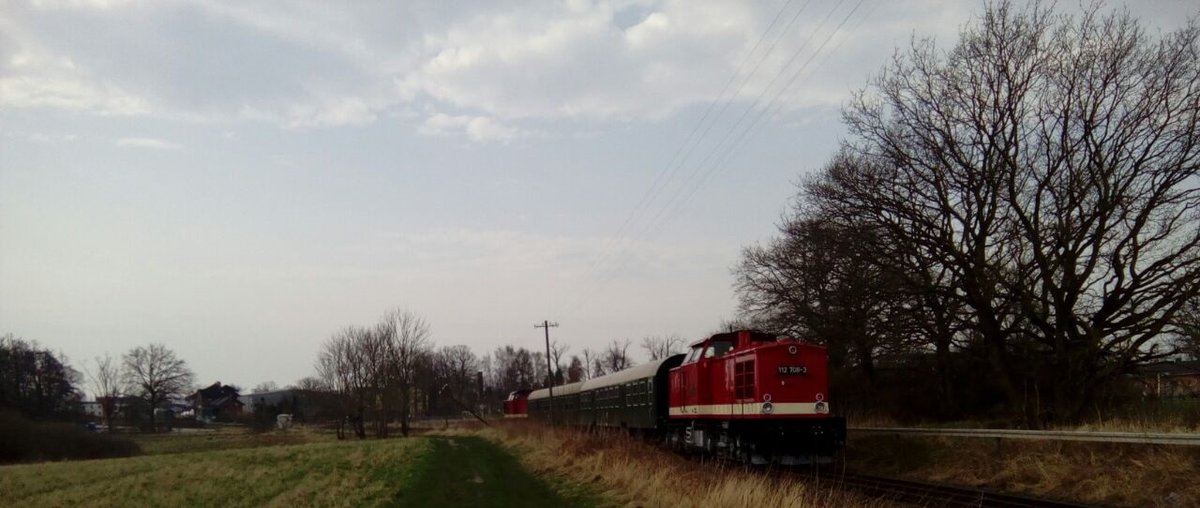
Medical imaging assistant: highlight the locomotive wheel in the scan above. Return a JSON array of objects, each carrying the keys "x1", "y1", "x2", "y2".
[{"x1": 731, "y1": 435, "x2": 750, "y2": 464}]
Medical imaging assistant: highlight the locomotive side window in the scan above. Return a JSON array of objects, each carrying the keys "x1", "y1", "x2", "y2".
[{"x1": 684, "y1": 345, "x2": 703, "y2": 363}]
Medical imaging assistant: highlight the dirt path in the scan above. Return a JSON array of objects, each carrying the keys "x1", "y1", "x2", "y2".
[{"x1": 397, "y1": 436, "x2": 603, "y2": 507}]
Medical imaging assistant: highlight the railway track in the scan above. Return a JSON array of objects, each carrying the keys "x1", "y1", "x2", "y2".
[{"x1": 806, "y1": 471, "x2": 1100, "y2": 508}]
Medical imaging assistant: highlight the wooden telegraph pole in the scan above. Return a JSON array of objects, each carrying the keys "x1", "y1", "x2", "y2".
[{"x1": 535, "y1": 320, "x2": 558, "y2": 424}]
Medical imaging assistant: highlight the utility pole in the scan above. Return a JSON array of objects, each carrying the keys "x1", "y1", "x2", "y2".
[{"x1": 535, "y1": 320, "x2": 559, "y2": 425}]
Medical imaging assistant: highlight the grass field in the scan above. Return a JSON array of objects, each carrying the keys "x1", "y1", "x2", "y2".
[
  {"x1": 129, "y1": 425, "x2": 333, "y2": 456},
  {"x1": 1, "y1": 430, "x2": 607, "y2": 507}
]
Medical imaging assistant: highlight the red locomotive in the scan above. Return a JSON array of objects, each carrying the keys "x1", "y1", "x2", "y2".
[
  {"x1": 503, "y1": 389, "x2": 531, "y2": 418},
  {"x1": 518, "y1": 330, "x2": 845, "y2": 464},
  {"x1": 667, "y1": 329, "x2": 843, "y2": 464}
]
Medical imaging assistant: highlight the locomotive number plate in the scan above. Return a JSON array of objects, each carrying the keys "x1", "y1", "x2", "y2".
[{"x1": 777, "y1": 366, "x2": 807, "y2": 375}]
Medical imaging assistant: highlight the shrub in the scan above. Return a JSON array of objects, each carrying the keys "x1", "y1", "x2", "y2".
[{"x1": 0, "y1": 410, "x2": 141, "y2": 463}]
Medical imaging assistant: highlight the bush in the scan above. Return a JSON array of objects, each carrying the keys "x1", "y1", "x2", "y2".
[{"x1": 0, "y1": 410, "x2": 141, "y2": 463}]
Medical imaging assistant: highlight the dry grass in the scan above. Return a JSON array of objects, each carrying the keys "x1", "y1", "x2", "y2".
[
  {"x1": 847, "y1": 434, "x2": 1200, "y2": 507},
  {"x1": 1054, "y1": 414, "x2": 1200, "y2": 433},
  {"x1": 469, "y1": 423, "x2": 885, "y2": 508}
]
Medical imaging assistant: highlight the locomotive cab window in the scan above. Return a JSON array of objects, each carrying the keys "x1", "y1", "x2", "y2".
[
  {"x1": 703, "y1": 340, "x2": 733, "y2": 358},
  {"x1": 684, "y1": 345, "x2": 703, "y2": 363}
]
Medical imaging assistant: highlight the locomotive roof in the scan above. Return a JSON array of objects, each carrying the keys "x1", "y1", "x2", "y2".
[
  {"x1": 578, "y1": 353, "x2": 685, "y2": 392},
  {"x1": 527, "y1": 380, "x2": 584, "y2": 401},
  {"x1": 687, "y1": 329, "x2": 795, "y2": 348}
]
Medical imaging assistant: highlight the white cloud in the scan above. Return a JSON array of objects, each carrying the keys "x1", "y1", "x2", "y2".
[
  {"x1": 5, "y1": 0, "x2": 1191, "y2": 138},
  {"x1": 116, "y1": 137, "x2": 182, "y2": 149},
  {"x1": 396, "y1": 1, "x2": 759, "y2": 122},
  {"x1": 283, "y1": 96, "x2": 377, "y2": 128},
  {"x1": 418, "y1": 113, "x2": 535, "y2": 143},
  {"x1": 27, "y1": 132, "x2": 77, "y2": 143},
  {"x1": 0, "y1": 76, "x2": 150, "y2": 115},
  {"x1": 0, "y1": 15, "x2": 152, "y2": 116},
  {"x1": 29, "y1": 0, "x2": 144, "y2": 9}
]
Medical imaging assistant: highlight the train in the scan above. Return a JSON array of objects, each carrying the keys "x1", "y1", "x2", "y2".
[{"x1": 503, "y1": 329, "x2": 846, "y2": 465}]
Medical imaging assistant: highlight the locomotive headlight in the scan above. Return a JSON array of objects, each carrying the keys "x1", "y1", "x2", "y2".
[
  {"x1": 814, "y1": 401, "x2": 828, "y2": 414},
  {"x1": 761, "y1": 402, "x2": 775, "y2": 414}
]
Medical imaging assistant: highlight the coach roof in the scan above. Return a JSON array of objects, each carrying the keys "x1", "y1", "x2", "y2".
[
  {"x1": 527, "y1": 380, "x2": 584, "y2": 401},
  {"x1": 578, "y1": 354, "x2": 685, "y2": 392}
]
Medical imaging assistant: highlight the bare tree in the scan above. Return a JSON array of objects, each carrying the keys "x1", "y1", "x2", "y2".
[
  {"x1": 122, "y1": 344, "x2": 195, "y2": 432},
  {"x1": 737, "y1": 216, "x2": 919, "y2": 385},
  {"x1": 317, "y1": 327, "x2": 369, "y2": 439},
  {"x1": 377, "y1": 308, "x2": 431, "y2": 437},
  {"x1": 591, "y1": 358, "x2": 608, "y2": 378},
  {"x1": 252, "y1": 381, "x2": 279, "y2": 394},
  {"x1": 0, "y1": 334, "x2": 82, "y2": 419},
  {"x1": 566, "y1": 355, "x2": 585, "y2": 383},
  {"x1": 436, "y1": 345, "x2": 479, "y2": 408},
  {"x1": 602, "y1": 339, "x2": 634, "y2": 373},
  {"x1": 640, "y1": 335, "x2": 684, "y2": 361},
  {"x1": 292, "y1": 376, "x2": 327, "y2": 391},
  {"x1": 85, "y1": 354, "x2": 123, "y2": 432},
  {"x1": 1172, "y1": 296, "x2": 1200, "y2": 361},
  {"x1": 580, "y1": 348, "x2": 597, "y2": 380},
  {"x1": 549, "y1": 341, "x2": 568, "y2": 384},
  {"x1": 811, "y1": 1, "x2": 1200, "y2": 422},
  {"x1": 712, "y1": 317, "x2": 755, "y2": 334}
]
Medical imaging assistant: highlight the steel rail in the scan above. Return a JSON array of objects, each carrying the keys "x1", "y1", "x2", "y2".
[{"x1": 849, "y1": 427, "x2": 1200, "y2": 446}]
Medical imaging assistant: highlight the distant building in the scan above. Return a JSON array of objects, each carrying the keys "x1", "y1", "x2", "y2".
[
  {"x1": 81, "y1": 401, "x2": 104, "y2": 419},
  {"x1": 1137, "y1": 360, "x2": 1200, "y2": 397},
  {"x1": 240, "y1": 389, "x2": 302, "y2": 414},
  {"x1": 239, "y1": 389, "x2": 341, "y2": 422},
  {"x1": 192, "y1": 382, "x2": 245, "y2": 422}
]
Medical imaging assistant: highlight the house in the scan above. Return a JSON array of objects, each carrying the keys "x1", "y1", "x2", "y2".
[
  {"x1": 240, "y1": 389, "x2": 301, "y2": 414},
  {"x1": 1137, "y1": 359, "x2": 1200, "y2": 398},
  {"x1": 81, "y1": 401, "x2": 104, "y2": 419},
  {"x1": 192, "y1": 382, "x2": 245, "y2": 422},
  {"x1": 238, "y1": 388, "x2": 341, "y2": 422}
]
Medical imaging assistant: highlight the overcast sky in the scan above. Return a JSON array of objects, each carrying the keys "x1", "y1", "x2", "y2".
[{"x1": 2, "y1": 0, "x2": 1195, "y2": 392}]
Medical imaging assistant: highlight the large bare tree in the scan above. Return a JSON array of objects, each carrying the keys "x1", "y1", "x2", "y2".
[
  {"x1": 123, "y1": 344, "x2": 195, "y2": 432},
  {"x1": 738, "y1": 216, "x2": 917, "y2": 387},
  {"x1": 801, "y1": 2, "x2": 1200, "y2": 423}
]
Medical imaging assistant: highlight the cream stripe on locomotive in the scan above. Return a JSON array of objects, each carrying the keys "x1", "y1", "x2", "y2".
[{"x1": 668, "y1": 402, "x2": 827, "y2": 417}]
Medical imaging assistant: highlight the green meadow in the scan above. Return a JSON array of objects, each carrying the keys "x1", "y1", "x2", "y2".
[{"x1": 1, "y1": 432, "x2": 606, "y2": 507}]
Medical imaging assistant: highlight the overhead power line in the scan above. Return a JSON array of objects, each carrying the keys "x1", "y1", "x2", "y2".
[
  {"x1": 556, "y1": 1, "x2": 872, "y2": 317},
  {"x1": 557, "y1": 0, "x2": 834, "y2": 316}
]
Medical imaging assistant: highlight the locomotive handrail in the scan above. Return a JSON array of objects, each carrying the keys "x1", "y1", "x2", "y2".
[{"x1": 849, "y1": 426, "x2": 1200, "y2": 446}]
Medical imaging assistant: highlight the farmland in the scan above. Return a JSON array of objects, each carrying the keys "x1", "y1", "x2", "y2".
[{"x1": 1, "y1": 429, "x2": 608, "y2": 507}]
